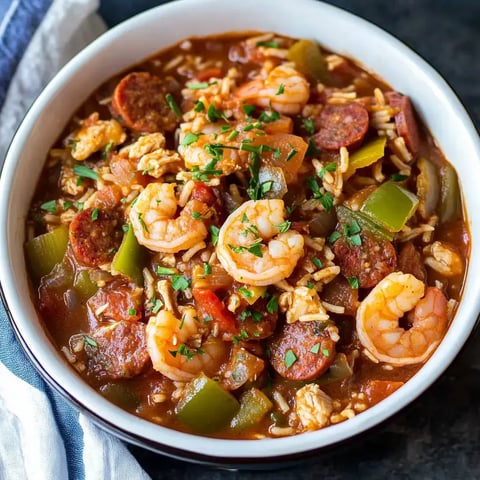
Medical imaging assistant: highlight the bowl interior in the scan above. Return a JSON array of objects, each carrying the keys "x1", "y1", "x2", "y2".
[{"x1": 1, "y1": 0, "x2": 480, "y2": 461}]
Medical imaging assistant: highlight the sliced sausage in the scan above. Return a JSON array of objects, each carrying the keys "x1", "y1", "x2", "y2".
[
  {"x1": 268, "y1": 320, "x2": 336, "y2": 381},
  {"x1": 87, "y1": 279, "x2": 143, "y2": 328},
  {"x1": 320, "y1": 276, "x2": 359, "y2": 317},
  {"x1": 109, "y1": 153, "x2": 148, "y2": 187},
  {"x1": 313, "y1": 102, "x2": 369, "y2": 151},
  {"x1": 69, "y1": 207, "x2": 124, "y2": 267},
  {"x1": 234, "y1": 298, "x2": 278, "y2": 340},
  {"x1": 111, "y1": 72, "x2": 178, "y2": 133},
  {"x1": 385, "y1": 91, "x2": 420, "y2": 155},
  {"x1": 397, "y1": 241, "x2": 426, "y2": 282},
  {"x1": 332, "y1": 232, "x2": 396, "y2": 288},
  {"x1": 85, "y1": 321, "x2": 150, "y2": 380}
]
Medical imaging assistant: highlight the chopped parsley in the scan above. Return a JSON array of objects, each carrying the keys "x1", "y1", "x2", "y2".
[
  {"x1": 391, "y1": 173, "x2": 409, "y2": 182},
  {"x1": 238, "y1": 287, "x2": 254, "y2": 299},
  {"x1": 310, "y1": 343, "x2": 321, "y2": 354},
  {"x1": 256, "y1": 40, "x2": 280, "y2": 48},
  {"x1": 151, "y1": 298, "x2": 163, "y2": 314},
  {"x1": 188, "y1": 81, "x2": 216, "y2": 89},
  {"x1": 210, "y1": 225, "x2": 220, "y2": 246},
  {"x1": 191, "y1": 211, "x2": 202, "y2": 220},
  {"x1": 266, "y1": 295, "x2": 278, "y2": 314},
  {"x1": 171, "y1": 275, "x2": 190, "y2": 291},
  {"x1": 156, "y1": 266, "x2": 176, "y2": 275},
  {"x1": 203, "y1": 262, "x2": 212, "y2": 275},
  {"x1": 348, "y1": 276, "x2": 360, "y2": 289},
  {"x1": 317, "y1": 162, "x2": 337, "y2": 179},
  {"x1": 275, "y1": 220, "x2": 291, "y2": 233},
  {"x1": 165, "y1": 93, "x2": 182, "y2": 117},
  {"x1": 258, "y1": 110, "x2": 280, "y2": 123},
  {"x1": 284, "y1": 349, "x2": 297, "y2": 368},
  {"x1": 128, "y1": 308, "x2": 137, "y2": 316},
  {"x1": 328, "y1": 231, "x2": 342, "y2": 244},
  {"x1": 242, "y1": 104, "x2": 256, "y2": 116},
  {"x1": 40, "y1": 200, "x2": 57, "y2": 213},
  {"x1": 73, "y1": 164, "x2": 99, "y2": 181},
  {"x1": 180, "y1": 132, "x2": 200, "y2": 146},
  {"x1": 206, "y1": 104, "x2": 228, "y2": 123},
  {"x1": 228, "y1": 239, "x2": 264, "y2": 258},
  {"x1": 83, "y1": 335, "x2": 97, "y2": 348},
  {"x1": 285, "y1": 147, "x2": 298, "y2": 162},
  {"x1": 303, "y1": 118, "x2": 315, "y2": 135},
  {"x1": 102, "y1": 141, "x2": 115, "y2": 160},
  {"x1": 312, "y1": 257, "x2": 323, "y2": 269},
  {"x1": 91, "y1": 208, "x2": 99, "y2": 221},
  {"x1": 322, "y1": 348, "x2": 331, "y2": 357},
  {"x1": 275, "y1": 83, "x2": 285, "y2": 95},
  {"x1": 194, "y1": 100, "x2": 205, "y2": 112}
]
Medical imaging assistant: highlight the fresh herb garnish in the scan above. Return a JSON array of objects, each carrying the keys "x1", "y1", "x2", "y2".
[
  {"x1": 165, "y1": 93, "x2": 182, "y2": 117},
  {"x1": 266, "y1": 295, "x2": 278, "y2": 314},
  {"x1": 181, "y1": 132, "x2": 200, "y2": 146},
  {"x1": 275, "y1": 220, "x2": 291, "y2": 233},
  {"x1": 303, "y1": 118, "x2": 315, "y2": 135},
  {"x1": 156, "y1": 266, "x2": 176, "y2": 275},
  {"x1": 275, "y1": 83, "x2": 285, "y2": 95},
  {"x1": 328, "y1": 231, "x2": 342, "y2": 244},
  {"x1": 171, "y1": 275, "x2": 190, "y2": 291},
  {"x1": 284, "y1": 349, "x2": 297, "y2": 368},
  {"x1": 348, "y1": 276, "x2": 360, "y2": 289},
  {"x1": 310, "y1": 343, "x2": 321, "y2": 354},
  {"x1": 40, "y1": 200, "x2": 57, "y2": 213},
  {"x1": 152, "y1": 298, "x2": 163, "y2": 314},
  {"x1": 73, "y1": 164, "x2": 99, "y2": 181},
  {"x1": 210, "y1": 225, "x2": 220, "y2": 246},
  {"x1": 91, "y1": 208, "x2": 99, "y2": 221},
  {"x1": 83, "y1": 335, "x2": 97, "y2": 348},
  {"x1": 317, "y1": 162, "x2": 337, "y2": 179},
  {"x1": 312, "y1": 257, "x2": 323, "y2": 269},
  {"x1": 194, "y1": 100, "x2": 205, "y2": 112},
  {"x1": 256, "y1": 40, "x2": 280, "y2": 48},
  {"x1": 203, "y1": 262, "x2": 212, "y2": 275},
  {"x1": 207, "y1": 104, "x2": 228, "y2": 123}
]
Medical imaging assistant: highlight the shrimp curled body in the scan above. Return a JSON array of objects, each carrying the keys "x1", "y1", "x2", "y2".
[
  {"x1": 130, "y1": 182, "x2": 208, "y2": 253},
  {"x1": 216, "y1": 199, "x2": 304, "y2": 286},
  {"x1": 146, "y1": 308, "x2": 229, "y2": 382},
  {"x1": 235, "y1": 64, "x2": 310, "y2": 115},
  {"x1": 356, "y1": 271, "x2": 448, "y2": 366}
]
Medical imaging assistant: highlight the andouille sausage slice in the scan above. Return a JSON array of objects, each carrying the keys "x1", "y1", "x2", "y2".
[
  {"x1": 268, "y1": 320, "x2": 336, "y2": 381},
  {"x1": 331, "y1": 232, "x2": 396, "y2": 288},
  {"x1": 69, "y1": 207, "x2": 124, "y2": 267},
  {"x1": 85, "y1": 321, "x2": 150, "y2": 380},
  {"x1": 111, "y1": 72, "x2": 178, "y2": 133},
  {"x1": 313, "y1": 102, "x2": 369, "y2": 151},
  {"x1": 385, "y1": 91, "x2": 420, "y2": 156},
  {"x1": 397, "y1": 241, "x2": 426, "y2": 282}
]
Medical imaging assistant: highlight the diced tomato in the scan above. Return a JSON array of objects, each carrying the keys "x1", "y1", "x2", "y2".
[
  {"x1": 191, "y1": 182, "x2": 217, "y2": 206},
  {"x1": 361, "y1": 379, "x2": 404, "y2": 407},
  {"x1": 192, "y1": 288, "x2": 238, "y2": 340},
  {"x1": 196, "y1": 67, "x2": 222, "y2": 82}
]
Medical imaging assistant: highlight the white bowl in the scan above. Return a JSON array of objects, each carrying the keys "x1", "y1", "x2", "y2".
[{"x1": 1, "y1": 0, "x2": 480, "y2": 467}]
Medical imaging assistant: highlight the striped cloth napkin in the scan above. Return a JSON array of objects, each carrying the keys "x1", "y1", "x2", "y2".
[{"x1": 0, "y1": 1, "x2": 151, "y2": 478}]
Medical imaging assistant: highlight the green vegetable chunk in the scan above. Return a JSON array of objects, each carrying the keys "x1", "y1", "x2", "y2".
[
  {"x1": 100, "y1": 382, "x2": 139, "y2": 411},
  {"x1": 317, "y1": 353, "x2": 353, "y2": 385},
  {"x1": 230, "y1": 388, "x2": 273, "y2": 431},
  {"x1": 345, "y1": 136, "x2": 387, "y2": 178},
  {"x1": 440, "y1": 164, "x2": 461, "y2": 223},
  {"x1": 111, "y1": 224, "x2": 146, "y2": 286},
  {"x1": 361, "y1": 181, "x2": 419, "y2": 232},
  {"x1": 74, "y1": 269, "x2": 98, "y2": 298},
  {"x1": 176, "y1": 373, "x2": 239, "y2": 434},
  {"x1": 286, "y1": 39, "x2": 330, "y2": 83},
  {"x1": 336, "y1": 205, "x2": 393, "y2": 241},
  {"x1": 25, "y1": 225, "x2": 68, "y2": 282}
]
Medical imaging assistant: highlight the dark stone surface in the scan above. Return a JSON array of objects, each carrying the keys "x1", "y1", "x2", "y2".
[{"x1": 98, "y1": 1, "x2": 480, "y2": 478}]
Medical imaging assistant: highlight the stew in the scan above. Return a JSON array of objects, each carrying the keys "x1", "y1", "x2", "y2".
[{"x1": 25, "y1": 31, "x2": 469, "y2": 439}]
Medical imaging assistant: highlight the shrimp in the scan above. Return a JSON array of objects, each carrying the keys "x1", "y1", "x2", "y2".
[
  {"x1": 146, "y1": 308, "x2": 229, "y2": 382},
  {"x1": 235, "y1": 64, "x2": 310, "y2": 115},
  {"x1": 423, "y1": 241, "x2": 464, "y2": 277},
  {"x1": 129, "y1": 182, "x2": 209, "y2": 253},
  {"x1": 216, "y1": 199, "x2": 304, "y2": 286},
  {"x1": 356, "y1": 271, "x2": 449, "y2": 366}
]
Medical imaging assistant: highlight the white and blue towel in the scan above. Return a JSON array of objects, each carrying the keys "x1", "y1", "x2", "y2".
[{"x1": 0, "y1": 1, "x2": 151, "y2": 478}]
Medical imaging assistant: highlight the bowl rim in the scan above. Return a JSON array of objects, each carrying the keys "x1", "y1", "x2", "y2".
[{"x1": 1, "y1": 0, "x2": 480, "y2": 464}]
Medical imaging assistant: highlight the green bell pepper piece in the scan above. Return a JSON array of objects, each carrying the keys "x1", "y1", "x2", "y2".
[
  {"x1": 439, "y1": 164, "x2": 461, "y2": 223},
  {"x1": 74, "y1": 269, "x2": 98, "y2": 298},
  {"x1": 111, "y1": 224, "x2": 146, "y2": 286},
  {"x1": 286, "y1": 39, "x2": 330, "y2": 83},
  {"x1": 230, "y1": 387, "x2": 273, "y2": 431},
  {"x1": 345, "y1": 136, "x2": 386, "y2": 178},
  {"x1": 361, "y1": 180, "x2": 419, "y2": 232},
  {"x1": 176, "y1": 373, "x2": 239, "y2": 434},
  {"x1": 336, "y1": 205, "x2": 393, "y2": 241},
  {"x1": 25, "y1": 225, "x2": 68, "y2": 282}
]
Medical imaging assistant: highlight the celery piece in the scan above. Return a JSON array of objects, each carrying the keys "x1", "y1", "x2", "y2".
[
  {"x1": 440, "y1": 164, "x2": 461, "y2": 223},
  {"x1": 176, "y1": 373, "x2": 239, "y2": 434},
  {"x1": 345, "y1": 136, "x2": 386, "y2": 178},
  {"x1": 111, "y1": 224, "x2": 146, "y2": 286},
  {"x1": 74, "y1": 269, "x2": 98, "y2": 298},
  {"x1": 230, "y1": 387, "x2": 272, "y2": 431},
  {"x1": 24, "y1": 225, "x2": 68, "y2": 282},
  {"x1": 361, "y1": 180, "x2": 419, "y2": 232},
  {"x1": 336, "y1": 205, "x2": 393, "y2": 241},
  {"x1": 286, "y1": 39, "x2": 330, "y2": 83}
]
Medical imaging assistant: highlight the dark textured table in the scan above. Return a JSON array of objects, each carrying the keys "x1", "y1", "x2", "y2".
[{"x1": 98, "y1": 1, "x2": 480, "y2": 478}]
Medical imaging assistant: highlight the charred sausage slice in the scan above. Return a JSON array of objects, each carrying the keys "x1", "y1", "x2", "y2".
[
  {"x1": 69, "y1": 207, "x2": 124, "y2": 267},
  {"x1": 268, "y1": 320, "x2": 336, "y2": 381},
  {"x1": 85, "y1": 321, "x2": 150, "y2": 380},
  {"x1": 331, "y1": 232, "x2": 396, "y2": 288},
  {"x1": 111, "y1": 72, "x2": 178, "y2": 133},
  {"x1": 385, "y1": 91, "x2": 420, "y2": 156},
  {"x1": 313, "y1": 102, "x2": 369, "y2": 151}
]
